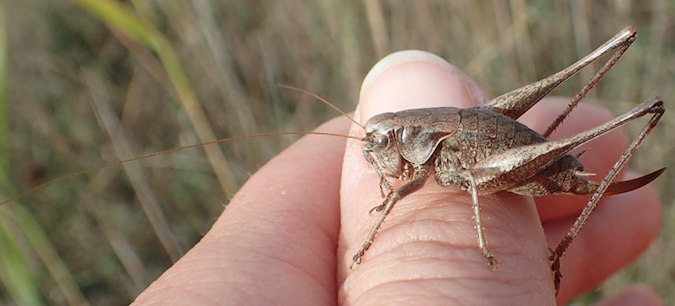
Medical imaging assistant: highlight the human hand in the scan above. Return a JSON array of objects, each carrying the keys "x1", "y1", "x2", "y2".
[{"x1": 131, "y1": 51, "x2": 662, "y2": 305}]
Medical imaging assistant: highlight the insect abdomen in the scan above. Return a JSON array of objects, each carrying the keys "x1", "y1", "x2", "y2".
[
  {"x1": 433, "y1": 107, "x2": 596, "y2": 195},
  {"x1": 435, "y1": 108, "x2": 548, "y2": 173}
]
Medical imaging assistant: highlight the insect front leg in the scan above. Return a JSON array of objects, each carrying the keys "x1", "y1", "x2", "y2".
[
  {"x1": 363, "y1": 149, "x2": 394, "y2": 200},
  {"x1": 350, "y1": 165, "x2": 430, "y2": 269}
]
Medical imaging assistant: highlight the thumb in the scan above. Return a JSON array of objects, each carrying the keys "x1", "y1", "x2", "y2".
[{"x1": 338, "y1": 51, "x2": 556, "y2": 305}]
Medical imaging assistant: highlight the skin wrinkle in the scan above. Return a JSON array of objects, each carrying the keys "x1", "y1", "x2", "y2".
[
  {"x1": 347, "y1": 205, "x2": 482, "y2": 261},
  {"x1": 387, "y1": 193, "x2": 543, "y2": 259},
  {"x1": 381, "y1": 247, "x2": 502, "y2": 280},
  {"x1": 354, "y1": 277, "x2": 518, "y2": 305},
  {"x1": 346, "y1": 175, "x2": 541, "y2": 267},
  {"x1": 212, "y1": 202, "x2": 337, "y2": 255},
  {"x1": 344, "y1": 235, "x2": 541, "y2": 302},
  {"x1": 394, "y1": 250, "x2": 534, "y2": 286},
  {"x1": 139, "y1": 283, "x2": 226, "y2": 305},
  {"x1": 385, "y1": 217, "x2": 491, "y2": 251},
  {"x1": 368, "y1": 229, "x2": 478, "y2": 263},
  {"x1": 156, "y1": 262, "x2": 224, "y2": 286},
  {"x1": 261, "y1": 260, "x2": 335, "y2": 303},
  {"x1": 228, "y1": 161, "x2": 341, "y2": 214},
  {"x1": 211, "y1": 228, "x2": 336, "y2": 293},
  {"x1": 173, "y1": 264, "x2": 254, "y2": 292},
  {"x1": 193, "y1": 255, "x2": 331, "y2": 304},
  {"x1": 215, "y1": 255, "x2": 333, "y2": 305}
]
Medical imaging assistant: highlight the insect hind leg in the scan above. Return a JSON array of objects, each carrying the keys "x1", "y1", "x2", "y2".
[
  {"x1": 466, "y1": 172, "x2": 499, "y2": 269},
  {"x1": 549, "y1": 97, "x2": 664, "y2": 294}
]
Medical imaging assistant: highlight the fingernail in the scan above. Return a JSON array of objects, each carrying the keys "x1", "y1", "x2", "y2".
[{"x1": 357, "y1": 50, "x2": 486, "y2": 122}]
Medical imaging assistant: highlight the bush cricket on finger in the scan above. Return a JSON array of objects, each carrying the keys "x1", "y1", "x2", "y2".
[
  {"x1": 348, "y1": 26, "x2": 664, "y2": 293},
  {"x1": 0, "y1": 26, "x2": 664, "y2": 295}
]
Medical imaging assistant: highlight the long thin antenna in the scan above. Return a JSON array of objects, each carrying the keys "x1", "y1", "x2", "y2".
[
  {"x1": 0, "y1": 131, "x2": 360, "y2": 205},
  {"x1": 278, "y1": 84, "x2": 365, "y2": 129}
]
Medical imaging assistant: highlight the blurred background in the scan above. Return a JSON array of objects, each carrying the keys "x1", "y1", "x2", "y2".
[{"x1": 2, "y1": 0, "x2": 674, "y2": 305}]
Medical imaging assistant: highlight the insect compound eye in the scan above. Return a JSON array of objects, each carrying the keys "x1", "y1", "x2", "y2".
[{"x1": 375, "y1": 134, "x2": 389, "y2": 148}]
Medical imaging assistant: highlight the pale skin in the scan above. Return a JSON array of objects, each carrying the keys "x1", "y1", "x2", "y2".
[{"x1": 131, "y1": 51, "x2": 662, "y2": 305}]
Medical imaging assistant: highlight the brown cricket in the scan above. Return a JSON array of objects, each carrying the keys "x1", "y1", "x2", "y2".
[{"x1": 348, "y1": 26, "x2": 665, "y2": 293}]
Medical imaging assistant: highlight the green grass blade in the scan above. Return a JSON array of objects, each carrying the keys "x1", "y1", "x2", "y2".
[
  {"x1": 0, "y1": 5, "x2": 43, "y2": 306},
  {"x1": 73, "y1": 0, "x2": 238, "y2": 196}
]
